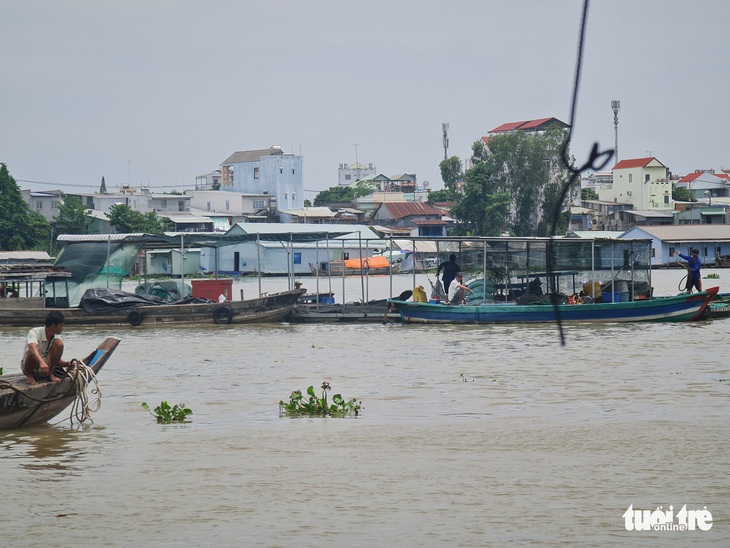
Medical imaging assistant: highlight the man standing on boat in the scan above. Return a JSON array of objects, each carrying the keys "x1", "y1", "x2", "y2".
[
  {"x1": 21, "y1": 311, "x2": 74, "y2": 385},
  {"x1": 675, "y1": 249, "x2": 702, "y2": 294},
  {"x1": 437, "y1": 254, "x2": 460, "y2": 295}
]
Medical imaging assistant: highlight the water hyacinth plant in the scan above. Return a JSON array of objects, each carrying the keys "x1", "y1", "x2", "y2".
[
  {"x1": 279, "y1": 381, "x2": 361, "y2": 417},
  {"x1": 142, "y1": 401, "x2": 193, "y2": 423}
]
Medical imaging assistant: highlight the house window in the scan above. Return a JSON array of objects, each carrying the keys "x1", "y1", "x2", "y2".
[
  {"x1": 292, "y1": 193, "x2": 296, "y2": 200},
  {"x1": 161, "y1": 199, "x2": 167, "y2": 208},
  {"x1": 664, "y1": 195, "x2": 669, "y2": 205},
  {"x1": 669, "y1": 246, "x2": 675, "y2": 256},
  {"x1": 252, "y1": 199, "x2": 265, "y2": 209},
  {"x1": 225, "y1": 200, "x2": 230, "y2": 211},
  {"x1": 293, "y1": 252, "x2": 301, "y2": 265},
  {"x1": 645, "y1": 174, "x2": 650, "y2": 182},
  {"x1": 345, "y1": 174, "x2": 351, "y2": 180},
  {"x1": 628, "y1": 174, "x2": 633, "y2": 183},
  {"x1": 206, "y1": 201, "x2": 211, "y2": 211},
  {"x1": 285, "y1": 193, "x2": 288, "y2": 199},
  {"x1": 178, "y1": 201, "x2": 185, "y2": 211},
  {"x1": 280, "y1": 168, "x2": 283, "y2": 174},
  {"x1": 254, "y1": 167, "x2": 259, "y2": 179},
  {"x1": 292, "y1": 168, "x2": 295, "y2": 174},
  {"x1": 51, "y1": 200, "x2": 59, "y2": 209},
  {"x1": 35, "y1": 201, "x2": 43, "y2": 210}
]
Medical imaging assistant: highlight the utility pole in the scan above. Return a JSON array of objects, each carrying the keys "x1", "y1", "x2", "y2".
[
  {"x1": 611, "y1": 100, "x2": 620, "y2": 163},
  {"x1": 442, "y1": 123, "x2": 449, "y2": 160}
]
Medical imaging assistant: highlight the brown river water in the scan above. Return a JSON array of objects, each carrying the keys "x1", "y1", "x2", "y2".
[{"x1": 1, "y1": 270, "x2": 728, "y2": 547}]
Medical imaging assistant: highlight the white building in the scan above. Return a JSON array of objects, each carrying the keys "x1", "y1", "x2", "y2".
[
  {"x1": 338, "y1": 162, "x2": 376, "y2": 186},
  {"x1": 600, "y1": 157, "x2": 673, "y2": 211},
  {"x1": 220, "y1": 146, "x2": 303, "y2": 212}
]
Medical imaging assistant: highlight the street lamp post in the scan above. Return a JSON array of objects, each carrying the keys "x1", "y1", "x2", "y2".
[{"x1": 705, "y1": 191, "x2": 712, "y2": 207}]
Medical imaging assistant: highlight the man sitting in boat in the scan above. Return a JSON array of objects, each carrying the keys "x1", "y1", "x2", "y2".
[
  {"x1": 448, "y1": 272, "x2": 474, "y2": 304},
  {"x1": 21, "y1": 311, "x2": 75, "y2": 385}
]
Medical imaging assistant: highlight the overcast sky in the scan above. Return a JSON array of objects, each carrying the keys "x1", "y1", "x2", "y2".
[{"x1": 2, "y1": 1, "x2": 728, "y2": 198}]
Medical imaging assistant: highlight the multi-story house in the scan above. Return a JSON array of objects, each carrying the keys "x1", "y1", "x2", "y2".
[
  {"x1": 338, "y1": 162, "x2": 376, "y2": 186},
  {"x1": 600, "y1": 157, "x2": 674, "y2": 211},
  {"x1": 220, "y1": 146, "x2": 303, "y2": 212}
]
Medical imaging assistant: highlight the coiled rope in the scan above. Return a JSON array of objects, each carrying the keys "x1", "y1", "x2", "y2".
[
  {"x1": 65, "y1": 359, "x2": 102, "y2": 426},
  {"x1": 0, "y1": 359, "x2": 102, "y2": 427}
]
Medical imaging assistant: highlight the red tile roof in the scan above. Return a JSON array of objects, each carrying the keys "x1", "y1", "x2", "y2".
[
  {"x1": 613, "y1": 157, "x2": 665, "y2": 170},
  {"x1": 489, "y1": 117, "x2": 569, "y2": 134},
  {"x1": 677, "y1": 172, "x2": 704, "y2": 183}
]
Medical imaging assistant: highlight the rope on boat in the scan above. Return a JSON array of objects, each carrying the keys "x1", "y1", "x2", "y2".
[
  {"x1": 0, "y1": 359, "x2": 101, "y2": 426},
  {"x1": 66, "y1": 359, "x2": 102, "y2": 426}
]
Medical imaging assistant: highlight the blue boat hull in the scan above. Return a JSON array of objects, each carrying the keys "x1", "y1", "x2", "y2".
[{"x1": 388, "y1": 288, "x2": 717, "y2": 324}]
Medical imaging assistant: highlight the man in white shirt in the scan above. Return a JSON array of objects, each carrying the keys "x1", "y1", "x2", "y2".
[
  {"x1": 21, "y1": 311, "x2": 73, "y2": 385},
  {"x1": 448, "y1": 272, "x2": 474, "y2": 304}
]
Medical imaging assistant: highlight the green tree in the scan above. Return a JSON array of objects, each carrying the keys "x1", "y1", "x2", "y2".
[
  {"x1": 303, "y1": 199, "x2": 312, "y2": 207},
  {"x1": 0, "y1": 163, "x2": 51, "y2": 250},
  {"x1": 451, "y1": 163, "x2": 511, "y2": 236},
  {"x1": 108, "y1": 204, "x2": 170, "y2": 233},
  {"x1": 452, "y1": 126, "x2": 575, "y2": 237},
  {"x1": 313, "y1": 185, "x2": 355, "y2": 207},
  {"x1": 439, "y1": 156, "x2": 463, "y2": 193},
  {"x1": 581, "y1": 187, "x2": 598, "y2": 200},
  {"x1": 99, "y1": 176, "x2": 107, "y2": 194},
  {"x1": 672, "y1": 186, "x2": 695, "y2": 202},
  {"x1": 427, "y1": 189, "x2": 455, "y2": 204},
  {"x1": 55, "y1": 194, "x2": 92, "y2": 234},
  {"x1": 27, "y1": 210, "x2": 53, "y2": 253},
  {"x1": 353, "y1": 179, "x2": 376, "y2": 198}
]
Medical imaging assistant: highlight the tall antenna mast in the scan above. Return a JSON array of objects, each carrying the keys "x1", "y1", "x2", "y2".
[
  {"x1": 351, "y1": 143, "x2": 360, "y2": 181},
  {"x1": 611, "y1": 100, "x2": 621, "y2": 163},
  {"x1": 442, "y1": 123, "x2": 449, "y2": 160}
]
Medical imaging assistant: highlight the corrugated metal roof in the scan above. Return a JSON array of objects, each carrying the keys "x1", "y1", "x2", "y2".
[
  {"x1": 624, "y1": 225, "x2": 730, "y2": 242},
  {"x1": 221, "y1": 148, "x2": 285, "y2": 165},
  {"x1": 392, "y1": 239, "x2": 439, "y2": 253},
  {"x1": 280, "y1": 207, "x2": 335, "y2": 217},
  {"x1": 412, "y1": 219, "x2": 446, "y2": 225},
  {"x1": 381, "y1": 202, "x2": 442, "y2": 220}
]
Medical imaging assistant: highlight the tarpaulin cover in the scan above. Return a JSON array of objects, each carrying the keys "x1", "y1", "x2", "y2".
[{"x1": 343, "y1": 255, "x2": 391, "y2": 270}]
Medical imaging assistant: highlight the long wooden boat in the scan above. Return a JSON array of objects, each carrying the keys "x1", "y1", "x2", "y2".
[
  {"x1": 388, "y1": 287, "x2": 718, "y2": 324},
  {"x1": 707, "y1": 291, "x2": 730, "y2": 319},
  {"x1": 0, "y1": 337, "x2": 120, "y2": 429},
  {"x1": 0, "y1": 287, "x2": 304, "y2": 327},
  {"x1": 309, "y1": 255, "x2": 399, "y2": 276},
  {"x1": 287, "y1": 298, "x2": 401, "y2": 323}
]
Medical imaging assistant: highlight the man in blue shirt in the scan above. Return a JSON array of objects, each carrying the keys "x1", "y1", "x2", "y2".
[{"x1": 675, "y1": 248, "x2": 702, "y2": 293}]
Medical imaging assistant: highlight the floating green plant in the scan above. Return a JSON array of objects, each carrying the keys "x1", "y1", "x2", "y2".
[
  {"x1": 142, "y1": 401, "x2": 193, "y2": 423},
  {"x1": 704, "y1": 273, "x2": 720, "y2": 279},
  {"x1": 279, "y1": 381, "x2": 361, "y2": 417}
]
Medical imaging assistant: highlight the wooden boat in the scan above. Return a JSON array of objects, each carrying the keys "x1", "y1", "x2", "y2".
[
  {"x1": 0, "y1": 285, "x2": 304, "y2": 327},
  {"x1": 0, "y1": 264, "x2": 304, "y2": 326},
  {"x1": 388, "y1": 288, "x2": 718, "y2": 324},
  {"x1": 287, "y1": 298, "x2": 401, "y2": 323},
  {"x1": 0, "y1": 337, "x2": 120, "y2": 429},
  {"x1": 707, "y1": 291, "x2": 730, "y2": 319},
  {"x1": 386, "y1": 235, "x2": 722, "y2": 324},
  {"x1": 309, "y1": 255, "x2": 399, "y2": 276}
]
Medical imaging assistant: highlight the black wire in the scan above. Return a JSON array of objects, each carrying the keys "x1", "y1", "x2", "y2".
[{"x1": 548, "y1": 0, "x2": 615, "y2": 346}]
